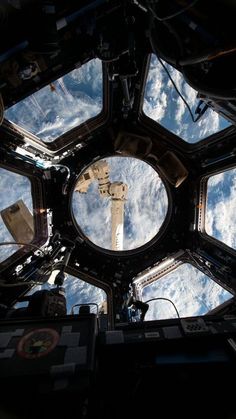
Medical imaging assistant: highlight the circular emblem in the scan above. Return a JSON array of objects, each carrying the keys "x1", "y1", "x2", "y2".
[{"x1": 17, "y1": 328, "x2": 59, "y2": 359}]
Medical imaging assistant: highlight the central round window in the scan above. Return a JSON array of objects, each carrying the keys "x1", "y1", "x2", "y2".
[{"x1": 72, "y1": 157, "x2": 168, "y2": 251}]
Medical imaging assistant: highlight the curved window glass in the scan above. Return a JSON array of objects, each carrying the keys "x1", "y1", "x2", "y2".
[{"x1": 72, "y1": 156, "x2": 168, "y2": 251}]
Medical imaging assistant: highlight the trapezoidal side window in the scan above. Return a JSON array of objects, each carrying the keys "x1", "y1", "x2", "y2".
[
  {"x1": 140, "y1": 263, "x2": 232, "y2": 321},
  {"x1": 0, "y1": 167, "x2": 34, "y2": 263},
  {"x1": 205, "y1": 168, "x2": 236, "y2": 250},
  {"x1": 15, "y1": 272, "x2": 107, "y2": 315},
  {"x1": 143, "y1": 54, "x2": 231, "y2": 144},
  {"x1": 5, "y1": 59, "x2": 103, "y2": 143}
]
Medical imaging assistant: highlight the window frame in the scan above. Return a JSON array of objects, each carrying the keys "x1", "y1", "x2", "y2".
[
  {"x1": 3, "y1": 60, "x2": 109, "y2": 154},
  {"x1": 0, "y1": 161, "x2": 48, "y2": 272},
  {"x1": 141, "y1": 53, "x2": 233, "y2": 147},
  {"x1": 139, "y1": 258, "x2": 233, "y2": 318},
  {"x1": 198, "y1": 166, "x2": 236, "y2": 255}
]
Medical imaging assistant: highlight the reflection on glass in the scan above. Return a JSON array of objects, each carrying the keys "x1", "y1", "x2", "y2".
[
  {"x1": 15, "y1": 273, "x2": 107, "y2": 315},
  {"x1": 5, "y1": 59, "x2": 103, "y2": 142},
  {"x1": 143, "y1": 55, "x2": 231, "y2": 143},
  {"x1": 206, "y1": 168, "x2": 236, "y2": 249},
  {"x1": 142, "y1": 263, "x2": 232, "y2": 320},
  {"x1": 0, "y1": 168, "x2": 33, "y2": 262},
  {"x1": 72, "y1": 156, "x2": 168, "y2": 251}
]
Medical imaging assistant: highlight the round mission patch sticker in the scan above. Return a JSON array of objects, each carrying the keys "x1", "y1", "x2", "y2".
[{"x1": 17, "y1": 328, "x2": 60, "y2": 359}]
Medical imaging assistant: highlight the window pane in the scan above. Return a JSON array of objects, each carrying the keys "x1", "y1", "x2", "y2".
[
  {"x1": 5, "y1": 59, "x2": 103, "y2": 142},
  {"x1": 0, "y1": 167, "x2": 33, "y2": 262},
  {"x1": 15, "y1": 273, "x2": 107, "y2": 315},
  {"x1": 143, "y1": 55, "x2": 231, "y2": 143},
  {"x1": 206, "y1": 168, "x2": 236, "y2": 249},
  {"x1": 72, "y1": 156, "x2": 168, "y2": 251},
  {"x1": 141, "y1": 263, "x2": 231, "y2": 320}
]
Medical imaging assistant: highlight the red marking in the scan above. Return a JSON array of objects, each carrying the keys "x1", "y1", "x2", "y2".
[{"x1": 17, "y1": 328, "x2": 59, "y2": 359}]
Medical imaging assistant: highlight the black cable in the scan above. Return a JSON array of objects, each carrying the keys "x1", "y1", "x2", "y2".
[
  {"x1": 156, "y1": 55, "x2": 201, "y2": 123},
  {"x1": 0, "y1": 242, "x2": 46, "y2": 256},
  {"x1": 150, "y1": 29, "x2": 236, "y2": 100},
  {"x1": 148, "y1": 0, "x2": 200, "y2": 22},
  {"x1": 149, "y1": 31, "x2": 212, "y2": 120},
  {"x1": 144, "y1": 297, "x2": 180, "y2": 318}
]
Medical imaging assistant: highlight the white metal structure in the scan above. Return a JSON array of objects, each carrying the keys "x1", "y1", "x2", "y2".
[{"x1": 75, "y1": 160, "x2": 128, "y2": 250}]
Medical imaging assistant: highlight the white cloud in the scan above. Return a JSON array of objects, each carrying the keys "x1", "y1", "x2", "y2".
[
  {"x1": 5, "y1": 59, "x2": 103, "y2": 142},
  {"x1": 72, "y1": 157, "x2": 168, "y2": 250},
  {"x1": 207, "y1": 172, "x2": 225, "y2": 187},
  {"x1": 64, "y1": 274, "x2": 106, "y2": 314},
  {"x1": 206, "y1": 169, "x2": 236, "y2": 249},
  {"x1": 143, "y1": 59, "x2": 168, "y2": 122},
  {"x1": 197, "y1": 109, "x2": 220, "y2": 139},
  {"x1": 15, "y1": 273, "x2": 107, "y2": 314},
  {"x1": 175, "y1": 96, "x2": 183, "y2": 123},
  {"x1": 143, "y1": 55, "x2": 229, "y2": 143},
  {"x1": 143, "y1": 90, "x2": 168, "y2": 122}
]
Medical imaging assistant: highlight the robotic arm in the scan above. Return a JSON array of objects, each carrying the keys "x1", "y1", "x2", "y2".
[{"x1": 75, "y1": 160, "x2": 128, "y2": 250}]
